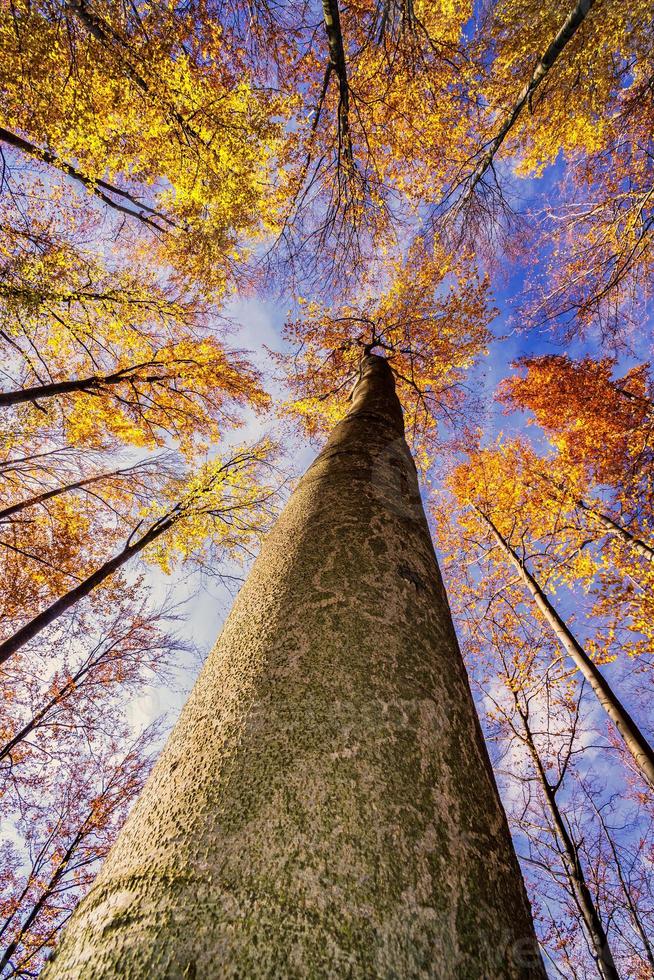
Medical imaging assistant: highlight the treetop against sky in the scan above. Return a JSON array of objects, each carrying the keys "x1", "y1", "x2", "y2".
[{"x1": 0, "y1": 0, "x2": 652, "y2": 976}]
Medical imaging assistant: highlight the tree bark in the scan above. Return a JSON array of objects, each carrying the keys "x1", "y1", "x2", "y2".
[
  {"x1": 514, "y1": 703, "x2": 619, "y2": 980},
  {"x1": 43, "y1": 355, "x2": 545, "y2": 978},
  {"x1": 321, "y1": 0, "x2": 353, "y2": 163},
  {"x1": 475, "y1": 505, "x2": 654, "y2": 790}
]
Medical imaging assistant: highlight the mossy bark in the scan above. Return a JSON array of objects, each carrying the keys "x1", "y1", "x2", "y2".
[{"x1": 43, "y1": 355, "x2": 545, "y2": 978}]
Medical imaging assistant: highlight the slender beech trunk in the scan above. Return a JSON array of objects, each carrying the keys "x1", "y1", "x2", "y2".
[
  {"x1": 0, "y1": 642, "x2": 112, "y2": 763},
  {"x1": 321, "y1": 0, "x2": 353, "y2": 162},
  {"x1": 0, "y1": 448, "x2": 73, "y2": 473},
  {"x1": 0, "y1": 366, "x2": 169, "y2": 408},
  {"x1": 512, "y1": 701, "x2": 619, "y2": 980},
  {"x1": 589, "y1": 800, "x2": 654, "y2": 974},
  {"x1": 474, "y1": 506, "x2": 654, "y2": 790},
  {"x1": 43, "y1": 355, "x2": 545, "y2": 979},
  {"x1": 532, "y1": 471, "x2": 654, "y2": 564},
  {"x1": 573, "y1": 496, "x2": 654, "y2": 563},
  {"x1": 0, "y1": 517, "x2": 174, "y2": 666},
  {"x1": 613, "y1": 385, "x2": 653, "y2": 410},
  {"x1": 0, "y1": 465, "x2": 135, "y2": 522},
  {"x1": 0, "y1": 127, "x2": 173, "y2": 232},
  {"x1": 0, "y1": 825, "x2": 87, "y2": 976},
  {"x1": 1, "y1": 681, "x2": 76, "y2": 764},
  {"x1": 67, "y1": 0, "x2": 204, "y2": 145},
  {"x1": 455, "y1": 0, "x2": 595, "y2": 212}
]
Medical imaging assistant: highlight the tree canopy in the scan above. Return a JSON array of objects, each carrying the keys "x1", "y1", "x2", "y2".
[{"x1": 1, "y1": 0, "x2": 653, "y2": 974}]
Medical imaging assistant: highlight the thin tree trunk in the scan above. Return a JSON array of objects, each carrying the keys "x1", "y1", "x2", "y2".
[
  {"x1": 614, "y1": 385, "x2": 653, "y2": 409},
  {"x1": 0, "y1": 465, "x2": 137, "y2": 522},
  {"x1": 66, "y1": 0, "x2": 152, "y2": 95},
  {"x1": 0, "y1": 448, "x2": 74, "y2": 474},
  {"x1": 0, "y1": 518, "x2": 173, "y2": 666},
  {"x1": 0, "y1": 637, "x2": 113, "y2": 762},
  {"x1": 43, "y1": 355, "x2": 546, "y2": 978},
  {"x1": 589, "y1": 799, "x2": 654, "y2": 974},
  {"x1": 0, "y1": 365, "x2": 169, "y2": 408},
  {"x1": 514, "y1": 702, "x2": 619, "y2": 980},
  {"x1": 533, "y1": 470, "x2": 654, "y2": 563},
  {"x1": 573, "y1": 496, "x2": 654, "y2": 563},
  {"x1": 0, "y1": 128, "x2": 174, "y2": 232},
  {"x1": 67, "y1": 0, "x2": 204, "y2": 146},
  {"x1": 0, "y1": 825, "x2": 87, "y2": 975},
  {"x1": 321, "y1": 0, "x2": 354, "y2": 163},
  {"x1": 455, "y1": 0, "x2": 595, "y2": 212},
  {"x1": 0, "y1": 676, "x2": 79, "y2": 764},
  {"x1": 474, "y1": 505, "x2": 654, "y2": 789}
]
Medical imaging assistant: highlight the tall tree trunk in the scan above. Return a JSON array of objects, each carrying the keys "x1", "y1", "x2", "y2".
[
  {"x1": 43, "y1": 355, "x2": 545, "y2": 978},
  {"x1": 321, "y1": 0, "x2": 353, "y2": 163},
  {"x1": 533, "y1": 470, "x2": 654, "y2": 563},
  {"x1": 513, "y1": 701, "x2": 619, "y2": 980},
  {"x1": 474, "y1": 505, "x2": 654, "y2": 790}
]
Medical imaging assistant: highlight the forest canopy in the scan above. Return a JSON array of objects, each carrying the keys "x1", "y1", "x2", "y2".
[{"x1": 0, "y1": 0, "x2": 652, "y2": 976}]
